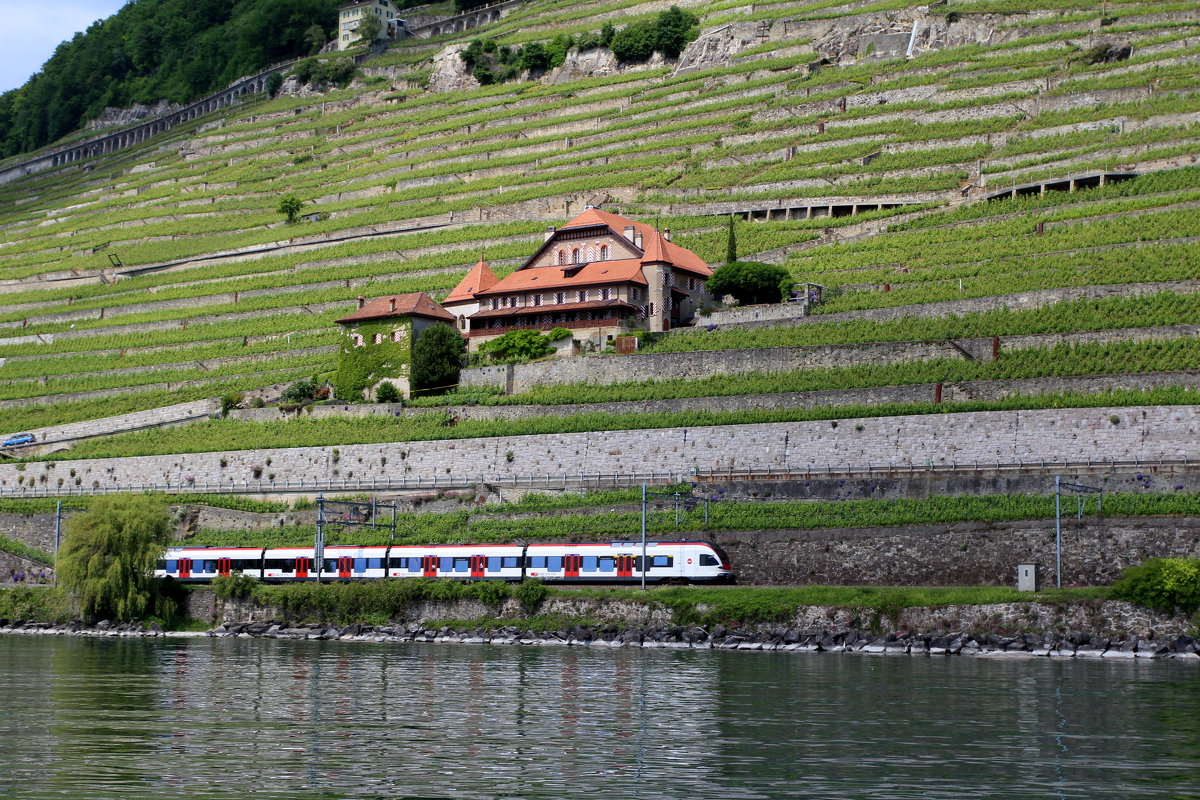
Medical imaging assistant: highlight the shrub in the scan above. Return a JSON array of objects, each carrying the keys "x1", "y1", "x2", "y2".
[
  {"x1": 1111, "y1": 558, "x2": 1200, "y2": 614},
  {"x1": 477, "y1": 329, "x2": 554, "y2": 363},
  {"x1": 706, "y1": 261, "x2": 790, "y2": 305},
  {"x1": 220, "y1": 393, "x2": 244, "y2": 416},
  {"x1": 277, "y1": 194, "x2": 304, "y2": 224},
  {"x1": 282, "y1": 380, "x2": 318, "y2": 403},
  {"x1": 611, "y1": 20, "x2": 658, "y2": 63},
  {"x1": 375, "y1": 381, "x2": 402, "y2": 403},
  {"x1": 611, "y1": 7, "x2": 698, "y2": 63},
  {"x1": 515, "y1": 578, "x2": 548, "y2": 613},
  {"x1": 545, "y1": 327, "x2": 572, "y2": 342}
]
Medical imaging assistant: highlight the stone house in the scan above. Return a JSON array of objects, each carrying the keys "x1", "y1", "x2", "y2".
[
  {"x1": 337, "y1": 0, "x2": 404, "y2": 50},
  {"x1": 442, "y1": 258, "x2": 499, "y2": 334},
  {"x1": 333, "y1": 292, "x2": 455, "y2": 399},
  {"x1": 459, "y1": 208, "x2": 713, "y2": 351}
]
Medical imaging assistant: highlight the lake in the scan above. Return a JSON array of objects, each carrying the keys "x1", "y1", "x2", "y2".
[{"x1": 1, "y1": 635, "x2": 1197, "y2": 799}]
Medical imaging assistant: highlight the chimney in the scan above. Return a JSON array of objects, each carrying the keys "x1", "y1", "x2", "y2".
[
  {"x1": 623, "y1": 225, "x2": 635, "y2": 242},
  {"x1": 357, "y1": 295, "x2": 366, "y2": 309},
  {"x1": 663, "y1": 228, "x2": 671, "y2": 241},
  {"x1": 633, "y1": 231, "x2": 643, "y2": 249},
  {"x1": 389, "y1": 297, "x2": 397, "y2": 313},
  {"x1": 544, "y1": 226, "x2": 556, "y2": 242}
]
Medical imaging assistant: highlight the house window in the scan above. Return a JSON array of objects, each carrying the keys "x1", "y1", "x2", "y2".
[
  {"x1": 556, "y1": 249, "x2": 566, "y2": 265},
  {"x1": 630, "y1": 287, "x2": 641, "y2": 302},
  {"x1": 555, "y1": 292, "x2": 565, "y2": 304},
  {"x1": 600, "y1": 244, "x2": 609, "y2": 260},
  {"x1": 490, "y1": 298, "x2": 499, "y2": 310},
  {"x1": 353, "y1": 334, "x2": 365, "y2": 347},
  {"x1": 571, "y1": 248, "x2": 581, "y2": 264},
  {"x1": 600, "y1": 287, "x2": 611, "y2": 301},
  {"x1": 649, "y1": 302, "x2": 656, "y2": 317},
  {"x1": 457, "y1": 315, "x2": 466, "y2": 330},
  {"x1": 533, "y1": 294, "x2": 542, "y2": 307},
  {"x1": 578, "y1": 289, "x2": 588, "y2": 303}
]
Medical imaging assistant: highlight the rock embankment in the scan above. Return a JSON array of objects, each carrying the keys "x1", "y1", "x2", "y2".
[{"x1": 198, "y1": 620, "x2": 1199, "y2": 659}]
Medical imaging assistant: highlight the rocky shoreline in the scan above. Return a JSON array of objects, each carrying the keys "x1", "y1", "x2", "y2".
[{"x1": 4, "y1": 618, "x2": 1200, "y2": 660}]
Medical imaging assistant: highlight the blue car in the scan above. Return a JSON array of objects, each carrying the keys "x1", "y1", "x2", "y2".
[{"x1": 2, "y1": 433, "x2": 34, "y2": 447}]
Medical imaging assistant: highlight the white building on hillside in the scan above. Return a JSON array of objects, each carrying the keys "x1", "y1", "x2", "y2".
[{"x1": 337, "y1": 0, "x2": 404, "y2": 50}]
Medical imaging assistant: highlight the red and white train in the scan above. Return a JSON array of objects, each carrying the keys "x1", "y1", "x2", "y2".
[{"x1": 156, "y1": 540, "x2": 734, "y2": 584}]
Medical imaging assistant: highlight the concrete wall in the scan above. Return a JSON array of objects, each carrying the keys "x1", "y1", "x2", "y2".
[{"x1": 0, "y1": 405, "x2": 1194, "y2": 495}]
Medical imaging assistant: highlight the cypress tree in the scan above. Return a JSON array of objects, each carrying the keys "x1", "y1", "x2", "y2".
[{"x1": 725, "y1": 214, "x2": 738, "y2": 263}]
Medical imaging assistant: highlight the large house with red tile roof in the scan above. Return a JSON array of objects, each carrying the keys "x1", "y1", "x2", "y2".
[
  {"x1": 333, "y1": 292, "x2": 456, "y2": 399},
  {"x1": 455, "y1": 209, "x2": 713, "y2": 350}
]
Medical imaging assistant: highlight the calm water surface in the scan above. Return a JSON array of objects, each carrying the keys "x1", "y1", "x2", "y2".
[{"x1": 1, "y1": 636, "x2": 1198, "y2": 799}]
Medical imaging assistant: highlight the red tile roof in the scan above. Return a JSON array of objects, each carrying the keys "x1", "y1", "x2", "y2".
[
  {"x1": 335, "y1": 292, "x2": 455, "y2": 323},
  {"x1": 475, "y1": 258, "x2": 648, "y2": 296},
  {"x1": 558, "y1": 208, "x2": 712, "y2": 276},
  {"x1": 444, "y1": 259, "x2": 499, "y2": 305}
]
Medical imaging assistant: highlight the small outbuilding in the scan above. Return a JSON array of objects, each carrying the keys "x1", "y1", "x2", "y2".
[{"x1": 333, "y1": 292, "x2": 455, "y2": 400}]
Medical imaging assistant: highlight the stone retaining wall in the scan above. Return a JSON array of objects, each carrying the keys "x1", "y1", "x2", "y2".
[{"x1": 0, "y1": 405, "x2": 1194, "y2": 494}]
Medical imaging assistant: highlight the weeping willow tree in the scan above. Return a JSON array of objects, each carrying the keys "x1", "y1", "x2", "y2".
[{"x1": 57, "y1": 496, "x2": 174, "y2": 622}]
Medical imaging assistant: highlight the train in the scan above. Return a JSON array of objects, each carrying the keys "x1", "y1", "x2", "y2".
[{"x1": 156, "y1": 540, "x2": 734, "y2": 584}]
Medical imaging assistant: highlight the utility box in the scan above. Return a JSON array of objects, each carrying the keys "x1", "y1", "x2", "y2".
[{"x1": 1017, "y1": 563, "x2": 1042, "y2": 592}]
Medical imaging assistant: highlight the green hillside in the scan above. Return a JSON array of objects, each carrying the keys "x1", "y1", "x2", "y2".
[{"x1": 0, "y1": 0, "x2": 1197, "y2": 459}]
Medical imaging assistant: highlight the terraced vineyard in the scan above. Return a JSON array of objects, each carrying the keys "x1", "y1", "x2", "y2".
[{"x1": 0, "y1": 0, "x2": 1196, "y2": 497}]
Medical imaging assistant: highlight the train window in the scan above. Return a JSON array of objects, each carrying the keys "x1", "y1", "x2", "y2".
[
  {"x1": 440, "y1": 557, "x2": 453, "y2": 572},
  {"x1": 163, "y1": 560, "x2": 175, "y2": 572},
  {"x1": 529, "y1": 556, "x2": 547, "y2": 569},
  {"x1": 598, "y1": 557, "x2": 615, "y2": 572},
  {"x1": 651, "y1": 556, "x2": 672, "y2": 568},
  {"x1": 453, "y1": 558, "x2": 469, "y2": 573},
  {"x1": 268, "y1": 559, "x2": 292, "y2": 573},
  {"x1": 699, "y1": 554, "x2": 718, "y2": 566},
  {"x1": 547, "y1": 557, "x2": 562, "y2": 572},
  {"x1": 202, "y1": 561, "x2": 217, "y2": 573},
  {"x1": 409, "y1": 558, "x2": 422, "y2": 572},
  {"x1": 324, "y1": 560, "x2": 337, "y2": 572},
  {"x1": 368, "y1": 558, "x2": 382, "y2": 569},
  {"x1": 582, "y1": 556, "x2": 598, "y2": 572},
  {"x1": 502, "y1": 556, "x2": 520, "y2": 569},
  {"x1": 487, "y1": 557, "x2": 501, "y2": 572},
  {"x1": 354, "y1": 559, "x2": 367, "y2": 572}
]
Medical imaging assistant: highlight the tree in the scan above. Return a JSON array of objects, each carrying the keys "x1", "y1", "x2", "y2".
[
  {"x1": 57, "y1": 496, "x2": 173, "y2": 622},
  {"x1": 356, "y1": 12, "x2": 382, "y2": 45},
  {"x1": 266, "y1": 72, "x2": 284, "y2": 97},
  {"x1": 281, "y1": 379, "x2": 317, "y2": 402},
  {"x1": 278, "y1": 193, "x2": 304, "y2": 224},
  {"x1": 610, "y1": 20, "x2": 657, "y2": 63},
  {"x1": 706, "y1": 260, "x2": 791, "y2": 305},
  {"x1": 725, "y1": 214, "x2": 738, "y2": 262},
  {"x1": 304, "y1": 23, "x2": 327, "y2": 55},
  {"x1": 411, "y1": 323, "x2": 466, "y2": 395},
  {"x1": 655, "y1": 6, "x2": 699, "y2": 59},
  {"x1": 477, "y1": 329, "x2": 555, "y2": 363},
  {"x1": 599, "y1": 22, "x2": 615, "y2": 48},
  {"x1": 375, "y1": 381, "x2": 402, "y2": 403}
]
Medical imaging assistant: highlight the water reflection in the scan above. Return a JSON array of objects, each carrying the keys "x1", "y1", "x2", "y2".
[{"x1": 1, "y1": 637, "x2": 1198, "y2": 799}]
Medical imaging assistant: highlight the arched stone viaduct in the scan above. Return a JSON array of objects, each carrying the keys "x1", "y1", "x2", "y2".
[
  {"x1": 0, "y1": 62, "x2": 296, "y2": 187},
  {"x1": 408, "y1": 0, "x2": 519, "y2": 38}
]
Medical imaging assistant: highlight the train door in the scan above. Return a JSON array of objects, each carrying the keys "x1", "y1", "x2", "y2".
[
  {"x1": 564, "y1": 554, "x2": 582, "y2": 579},
  {"x1": 178, "y1": 558, "x2": 192, "y2": 579},
  {"x1": 337, "y1": 557, "x2": 352, "y2": 579},
  {"x1": 422, "y1": 556, "x2": 438, "y2": 577},
  {"x1": 217, "y1": 557, "x2": 232, "y2": 578},
  {"x1": 295, "y1": 557, "x2": 309, "y2": 579},
  {"x1": 616, "y1": 554, "x2": 634, "y2": 578},
  {"x1": 469, "y1": 556, "x2": 486, "y2": 578}
]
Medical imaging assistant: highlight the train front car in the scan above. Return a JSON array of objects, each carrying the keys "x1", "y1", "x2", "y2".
[
  {"x1": 157, "y1": 547, "x2": 267, "y2": 582},
  {"x1": 524, "y1": 541, "x2": 734, "y2": 584}
]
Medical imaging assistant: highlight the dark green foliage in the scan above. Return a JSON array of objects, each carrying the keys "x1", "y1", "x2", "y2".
[
  {"x1": 334, "y1": 319, "x2": 412, "y2": 401},
  {"x1": 219, "y1": 393, "x2": 243, "y2": 416},
  {"x1": 725, "y1": 214, "x2": 738, "y2": 262},
  {"x1": 1111, "y1": 558, "x2": 1200, "y2": 614},
  {"x1": 454, "y1": 0, "x2": 492, "y2": 11},
  {"x1": 477, "y1": 329, "x2": 555, "y2": 363},
  {"x1": 611, "y1": 7, "x2": 699, "y2": 63},
  {"x1": 545, "y1": 327, "x2": 573, "y2": 342},
  {"x1": 281, "y1": 380, "x2": 318, "y2": 402},
  {"x1": 515, "y1": 579, "x2": 548, "y2": 613},
  {"x1": 56, "y1": 496, "x2": 174, "y2": 622},
  {"x1": 519, "y1": 42, "x2": 551, "y2": 73},
  {"x1": 411, "y1": 323, "x2": 466, "y2": 395},
  {"x1": 291, "y1": 57, "x2": 355, "y2": 88},
  {"x1": 212, "y1": 573, "x2": 259, "y2": 600},
  {"x1": 277, "y1": 194, "x2": 304, "y2": 224},
  {"x1": 266, "y1": 72, "x2": 284, "y2": 97},
  {"x1": 707, "y1": 260, "x2": 790, "y2": 305},
  {"x1": 250, "y1": 577, "x2": 514, "y2": 624},
  {"x1": 375, "y1": 381, "x2": 402, "y2": 403},
  {"x1": 610, "y1": 20, "x2": 658, "y2": 63},
  {"x1": 0, "y1": 0, "x2": 339, "y2": 158}
]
